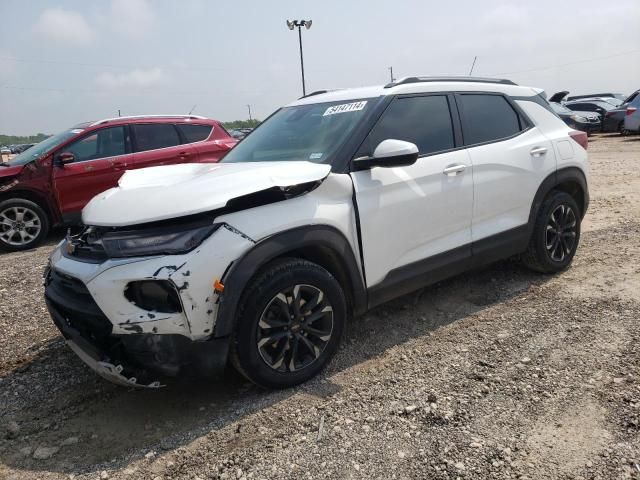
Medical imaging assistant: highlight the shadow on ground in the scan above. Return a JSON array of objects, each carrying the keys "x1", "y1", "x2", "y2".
[{"x1": 0, "y1": 255, "x2": 550, "y2": 475}]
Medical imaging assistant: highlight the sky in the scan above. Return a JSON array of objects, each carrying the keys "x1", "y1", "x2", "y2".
[{"x1": 0, "y1": 0, "x2": 639, "y2": 135}]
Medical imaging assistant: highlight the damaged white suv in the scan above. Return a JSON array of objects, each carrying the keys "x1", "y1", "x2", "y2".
[{"x1": 45, "y1": 77, "x2": 589, "y2": 388}]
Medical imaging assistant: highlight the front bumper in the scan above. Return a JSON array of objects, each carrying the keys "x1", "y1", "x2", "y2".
[
  {"x1": 44, "y1": 224, "x2": 255, "y2": 386},
  {"x1": 45, "y1": 275, "x2": 232, "y2": 387}
]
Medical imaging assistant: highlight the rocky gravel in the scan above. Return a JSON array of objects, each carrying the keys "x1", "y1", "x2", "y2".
[{"x1": 1, "y1": 134, "x2": 640, "y2": 480}]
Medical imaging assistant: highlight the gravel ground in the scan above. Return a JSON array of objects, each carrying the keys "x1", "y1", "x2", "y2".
[{"x1": 1, "y1": 134, "x2": 639, "y2": 480}]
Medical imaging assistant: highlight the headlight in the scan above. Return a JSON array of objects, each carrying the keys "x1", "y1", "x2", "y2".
[
  {"x1": 570, "y1": 114, "x2": 587, "y2": 123},
  {"x1": 101, "y1": 223, "x2": 220, "y2": 258}
]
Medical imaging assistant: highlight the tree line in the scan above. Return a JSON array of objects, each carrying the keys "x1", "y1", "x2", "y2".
[{"x1": 0, "y1": 133, "x2": 50, "y2": 145}]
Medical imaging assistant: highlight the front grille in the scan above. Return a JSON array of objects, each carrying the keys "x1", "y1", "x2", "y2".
[{"x1": 45, "y1": 269, "x2": 114, "y2": 348}]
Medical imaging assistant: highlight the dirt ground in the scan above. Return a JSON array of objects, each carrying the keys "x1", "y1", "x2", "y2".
[{"x1": 1, "y1": 134, "x2": 639, "y2": 480}]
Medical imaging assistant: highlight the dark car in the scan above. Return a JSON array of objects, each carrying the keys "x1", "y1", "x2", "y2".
[
  {"x1": 563, "y1": 100, "x2": 616, "y2": 132},
  {"x1": 0, "y1": 115, "x2": 237, "y2": 251},
  {"x1": 550, "y1": 102, "x2": 601, "y2": 134},
  {"x1": 566, "y1": 92, "x2": 625, "y2": 103},
  {"x1": 601, "y1": 89, "x2": 640, "y2": 134},
  {"x1": 14, "y1": 144, "x2": 35, "y2": 154}
]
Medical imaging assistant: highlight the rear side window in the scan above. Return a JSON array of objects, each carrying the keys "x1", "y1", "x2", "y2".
[
  {"x1": 459, "y1": 94, "x2": 523, "y2": 145},
  {"x1": 64, "y1": 126, "x2": 126, "y2": 162},
  {"x1": 177, "y1": 124, "x2": 213, "y2": 143},
  {"x1": 361, "y1": 95, "x2": 455, "y2": 156},
  {"x1": 132, "y1": 124, "x2": 180, "y2": 152}
]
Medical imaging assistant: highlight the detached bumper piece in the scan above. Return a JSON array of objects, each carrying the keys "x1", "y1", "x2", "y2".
[{"x1": 44, "y1": 268, "x2": 230, "y2": 388}]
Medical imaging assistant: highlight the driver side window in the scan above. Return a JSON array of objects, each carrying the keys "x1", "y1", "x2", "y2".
[
  {"x1": 65, "y1": 127, "x2": 126, "y2": 162},
  {"x1": 357, "y1": 95, "x2": 455, "y2": 157}
]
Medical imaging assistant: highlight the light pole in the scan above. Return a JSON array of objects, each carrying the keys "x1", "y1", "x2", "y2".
[
  {"x1": 286, "y1": 19, "x2": 312, "y2": 96},
  {"x1": 247, "y1": 104, "x2": 252, "y2": 121}
]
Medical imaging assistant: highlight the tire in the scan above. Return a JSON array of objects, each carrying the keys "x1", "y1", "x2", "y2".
[
  {"x1": 0, "y1": 198, "x2": 50, "y2": 252},
  {"x1": 620, "y1": 122, "x2": 630, "y2": 136},
  {"x1": 230, "y1": 258, "x2": 347, "y2": 389},
  {"x1": 521, "y1": 191, "x2": 581, "y2": 273}
]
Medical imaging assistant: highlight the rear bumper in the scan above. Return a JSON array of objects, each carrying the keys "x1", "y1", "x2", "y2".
[
  {"x1": 44, "y1": 268, "x2": 231, "y2": 387},
  {"x1": 624, "y1": 116, "x2": 640, "y2": 132}
]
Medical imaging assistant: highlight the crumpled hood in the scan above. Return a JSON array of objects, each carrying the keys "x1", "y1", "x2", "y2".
[
  {"x1": 82, "y1": 161, "x2": 331, "y2": 227},
  {"x1": 0, "y1": 165, "x2": 24, "y2": 180}
]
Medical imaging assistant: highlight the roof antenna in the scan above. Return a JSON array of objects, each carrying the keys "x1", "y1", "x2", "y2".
[
  {"x1": 188, "y1": 104, "x2": 197, "y2": 115},
  {"x1": 469, "y1": 56, "x2": 478, "y2": 76}
]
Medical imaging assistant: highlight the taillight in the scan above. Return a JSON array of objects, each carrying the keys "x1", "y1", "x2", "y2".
[
  {"x1": 626, "y1": 107, "x2": 637, "y2": 116},
  {"x1": 568, "y1": 130, "x2": 588, "y2": 150}
]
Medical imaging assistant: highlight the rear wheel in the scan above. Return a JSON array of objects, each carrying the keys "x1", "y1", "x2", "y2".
[
  {"x1": 620, "y1": 122, "x2": 630, "y2": 136},
  {"x1": 230, "y1": 258, "x2": 346, "y2": 389},
  {"x1": 521, "y1": 191, "x2": 581, "y2": 273},
  {"x1": 0, "y1": 198, "x2": 50, "y2": 252}
]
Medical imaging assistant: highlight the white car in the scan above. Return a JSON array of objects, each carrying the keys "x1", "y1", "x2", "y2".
[{"x1": 45, "y1": 77, "x2": 589, "y2": 388}]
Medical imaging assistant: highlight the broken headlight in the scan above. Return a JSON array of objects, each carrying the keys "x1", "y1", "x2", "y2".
[{"x1": 101, "y1": 223, "x2": 220, "y2": 258}]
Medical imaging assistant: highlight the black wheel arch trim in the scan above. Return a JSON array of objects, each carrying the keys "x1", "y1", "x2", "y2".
[
  {"x1": 528, "y1": 167, "x2": 589, "y2": 238},
  {"x1": 213, "y1": 225, "x2": 366, "y2": 338}
]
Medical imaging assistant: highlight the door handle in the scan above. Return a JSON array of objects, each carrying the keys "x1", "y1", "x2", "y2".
[
  {"x1": 442, "y1": 164, "x2": 467, "y2": 176},
  {"x1": 179, "y1": 151, "x2": 190, "y2": 157},
  {"x1": 530, "y1": 146, "x2": 548, "y2": 157},
  {"x1": 113, "y1": 162, "x2": 127, "y2": 171}
]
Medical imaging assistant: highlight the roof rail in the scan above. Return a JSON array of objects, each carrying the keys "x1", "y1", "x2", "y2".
[
  {"x1": 298, "y1": 89, "x2": 345, "y2": 100},
  {"x1": 89, "y1": 114, "x2": 207, "y2": 127},
  {"x1": 299, "y1": 90, "x2": 329, "y2": 99},
  {"x1": 384, "y1": 76, "x2": 517, "y2": 88}
]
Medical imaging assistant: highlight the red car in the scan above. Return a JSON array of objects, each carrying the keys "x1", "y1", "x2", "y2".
[{"x1": 0, "y1": 115, "x2": 236, "y2": 251}]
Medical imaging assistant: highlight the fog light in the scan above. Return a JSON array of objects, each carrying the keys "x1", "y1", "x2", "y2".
[{"x1": 124, "y1": 280, "x2": 183, "y2": 313}]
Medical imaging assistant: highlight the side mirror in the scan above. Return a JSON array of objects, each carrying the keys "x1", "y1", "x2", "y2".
[
  {"x1": 56, "y1": 152, "x2": 75, "y2": 166},
  {"x1": 352, "y1": 139, "x2": 419, "y2": 171}
]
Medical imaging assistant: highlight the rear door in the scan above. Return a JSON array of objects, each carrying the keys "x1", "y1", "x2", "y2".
[
  {"x1": 350, "y1": 94, "x2": 474, "y2": 288},
  {"x1": 456, "y1": 93, "x2": 556, "y2": 243},
  {"x1": 176, "y1": 123, "x2": 229, "y2": 163},
  {"x1": 130, "y1": 123, "x2": 196, "y2": 168},
  {"x1": 52, "y1": 126, "x2": 132, "y2": 217}
]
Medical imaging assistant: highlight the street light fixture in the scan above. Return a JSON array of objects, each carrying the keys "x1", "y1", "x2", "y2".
[{"x1": 286, "y1": 19, "x2": 312, "y2": 96}]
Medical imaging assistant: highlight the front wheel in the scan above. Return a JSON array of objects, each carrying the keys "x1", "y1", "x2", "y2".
[
  {"x1": 0, "y1": 198, "x2": 50, "y2": 252},
  {"x1": 521, "y1": 191, "x2": 581, "y2": 273},
  {"x1": 230, "y1": 258, "x2": 347, "y2": 389}
]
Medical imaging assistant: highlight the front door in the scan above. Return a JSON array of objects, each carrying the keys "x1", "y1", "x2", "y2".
[
  {"x1": 53, "y1": 126, "x2": 131, "y2": 218},
  {"x1": 350, "y1": 94, "x2": 474, "y2": 289}
]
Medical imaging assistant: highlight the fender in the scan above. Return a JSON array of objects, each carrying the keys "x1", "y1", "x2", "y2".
[
  {"x1": 527, "y1": 166, "x2": 589, "y2": 238},
  {"x1": 213, "y1": 225, "x2": 367, "y2": 338}
]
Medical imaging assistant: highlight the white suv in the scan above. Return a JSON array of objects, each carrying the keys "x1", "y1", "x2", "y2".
[{"x1": 44, "y1": 77, "x2": 589, "y2": 388}]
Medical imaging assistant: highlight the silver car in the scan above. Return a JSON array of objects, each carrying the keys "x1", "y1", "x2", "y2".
[{"x1": 623, "y1": 96, "x2": 640, "y2": 134}]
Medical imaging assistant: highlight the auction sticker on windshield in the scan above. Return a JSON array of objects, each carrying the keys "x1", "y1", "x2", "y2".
[{"x1": 323, "y1": 101, "x2": 367, "y2": 116}]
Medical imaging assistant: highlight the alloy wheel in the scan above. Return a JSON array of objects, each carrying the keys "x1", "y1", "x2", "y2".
[
  {"x1": 545, "y1": 204, "x2": 577, "y2": 262},
  {"x1": 0, "y1": 206, "x2": 42, "y2": 246},
  {"x1": 256, "y1": 284, "x2": 334, "y2": 373}
]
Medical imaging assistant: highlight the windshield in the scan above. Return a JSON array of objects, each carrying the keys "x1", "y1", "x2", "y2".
[
  {"x1": 221, "y1": 99, "x2": 372, "y2": 165},
  {"x1": 5, "y1": 129, "x2": 82, "y2": 166}
]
